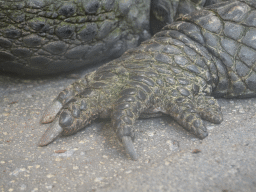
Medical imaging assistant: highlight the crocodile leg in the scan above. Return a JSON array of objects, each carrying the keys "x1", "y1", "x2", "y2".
[{"x1": 39, "y1": 0, "x2": 256, "y2": 160}]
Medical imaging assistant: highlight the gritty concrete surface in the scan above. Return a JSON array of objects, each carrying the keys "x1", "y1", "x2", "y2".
[{"x1": 0, "y1": 71, "x2": 255, "y2": 192}]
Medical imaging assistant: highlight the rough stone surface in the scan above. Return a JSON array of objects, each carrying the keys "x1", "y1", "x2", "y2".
[{"x1": 0, "y1": 73, "x2": 255, "y2": 191}]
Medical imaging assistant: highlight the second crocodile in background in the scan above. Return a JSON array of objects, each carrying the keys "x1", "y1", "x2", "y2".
[{"x1": 0, "y1": 0, "x2": 225, "y2": 76}]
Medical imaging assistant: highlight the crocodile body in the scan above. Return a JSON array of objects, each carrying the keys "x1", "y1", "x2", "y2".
[
  {"x1": 0, "y1": 0, "x2": 225, "y2": 76},
  {"x1": 38, "y1": 0, "x2": 256, "y2": 160}
]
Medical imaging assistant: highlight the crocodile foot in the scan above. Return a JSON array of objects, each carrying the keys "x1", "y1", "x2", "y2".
[{"x1": 38, "y1": 67, "x2": 223, "y2": 160}]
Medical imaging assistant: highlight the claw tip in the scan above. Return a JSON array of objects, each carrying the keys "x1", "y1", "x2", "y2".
[
  {"x1": 122, "y1": 136, "x2": 138, "y2": 160},
  {"x1": 38, "y1": 120, "x2": 63, "y2": 146}
]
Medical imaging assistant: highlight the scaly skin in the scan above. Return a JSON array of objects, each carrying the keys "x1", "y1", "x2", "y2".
[
  {"x1": 39, "y1": 0, "x2": 256, "y2": 160},
  {"x1": 0, "y1": 0, "x2": 151, "y2": 75},
  {"x1": 0, "y1": 0, "x2": 225, "y2": 76}
]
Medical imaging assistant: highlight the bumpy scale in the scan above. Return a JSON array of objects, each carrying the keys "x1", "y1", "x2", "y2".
[{"x1": 39, "y1": 0, "x2": 256, "y2": 160}]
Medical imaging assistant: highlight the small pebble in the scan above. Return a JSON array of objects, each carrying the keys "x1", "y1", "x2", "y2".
[{"x1": 192, "y1": 149, "x2": 201, "y2": 153}]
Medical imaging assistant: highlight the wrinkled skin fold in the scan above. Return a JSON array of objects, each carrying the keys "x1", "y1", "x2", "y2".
[{"x1": 39, "y1": 0, "x2": 256, "y2": 160}]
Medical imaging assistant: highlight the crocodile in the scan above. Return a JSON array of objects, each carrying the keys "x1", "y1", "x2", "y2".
[
  {"x1": 38, "y1": 0, "x2": 256, "y2": 160},
  {"x1": 0, "y1": 0, "x2": 225, "y2": 76}
]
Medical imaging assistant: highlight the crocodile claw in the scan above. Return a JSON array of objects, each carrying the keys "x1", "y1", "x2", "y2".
[
  {"x1": 41, "y1": 100, "x2": 63, "y2": 124},
  {"x1": 122, "y1": 136, "x2": 138, "y2": 160},
  {"x1": 38, "y1": 120, "x2": 63, "y2": 146}
]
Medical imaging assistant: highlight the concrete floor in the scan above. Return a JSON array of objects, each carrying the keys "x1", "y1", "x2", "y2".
[{"x1": 0, "y1": 71, "x2": 255, "y2": 192}]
